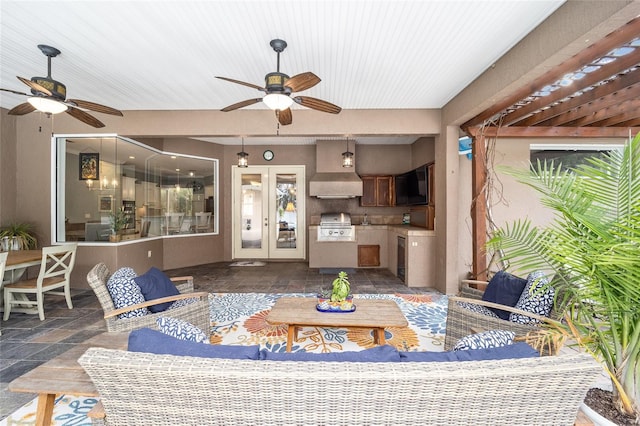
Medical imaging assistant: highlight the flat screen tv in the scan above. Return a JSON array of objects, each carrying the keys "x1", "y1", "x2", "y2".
[{"x1": 395, "y1": 164, "x2": 428, "y2": 206}]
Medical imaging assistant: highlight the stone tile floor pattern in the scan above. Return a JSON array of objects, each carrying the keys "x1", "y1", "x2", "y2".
[{"x1": 0, "y1": 261, "x2": 434, "y2": 419}]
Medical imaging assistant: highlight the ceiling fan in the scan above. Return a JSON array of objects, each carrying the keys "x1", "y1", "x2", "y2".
[
  {"x1": 216, "y1": 39, "x2": 341, "y2": 126},
  {"x1": 0, "y1": 44, "x2": 123, "y2": 128}
]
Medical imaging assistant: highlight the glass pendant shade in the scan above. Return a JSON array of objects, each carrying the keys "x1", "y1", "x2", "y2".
[
  {"x1": 27, "y1": 97, "x2": 68, "y2": 114},
  {"x1": 263, "y1": 93, "x2": 294, "y2": 110},
  {"x1": 342, "y1": 139, "x2": 354, "y2": 168},
  {"x1": 238, "y1": 137, "x2": 249, "y2": 167}
]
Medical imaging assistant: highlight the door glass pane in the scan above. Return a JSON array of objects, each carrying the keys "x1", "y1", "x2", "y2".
[
  {"x1": 241, "y1": 173, "x2": 263, "y2": 248},
  {"x1": 275, "y1": 174, "x2": 297, "y2": 249}
]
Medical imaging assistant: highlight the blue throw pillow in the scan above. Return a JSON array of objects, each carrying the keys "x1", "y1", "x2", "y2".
[
  {"x1": 106, "y1": 267, "x2": 149, "y2": 319},
  {"x1": 399, "y1": 343, "x2": 539, "y2": 362},
  {"x1": 156, "y1": 317, "x2": 209, "y2": 344},
  {"x1": 128, "y1": 328, "x2": 261, "y2": 360},
  {"x1": 453, "y1": 342, "x2": 539, "y2": 361},
  {"x1": 481, "y1": 271, "x2": 528, "y2": 320},
  {"x1": 133, "y1": 267, "x2": 180, "y2": 313},
  {"x1": 453, "y1": 330, "x2": 515, "y2": 351},
  {"x1": 260, "y1": 345, "x2": 401, "y2": 362}
]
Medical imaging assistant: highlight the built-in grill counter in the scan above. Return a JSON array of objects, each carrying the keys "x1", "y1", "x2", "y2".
[{"x1": 308, "y1": 216, "x2": 435, "y2": 287}]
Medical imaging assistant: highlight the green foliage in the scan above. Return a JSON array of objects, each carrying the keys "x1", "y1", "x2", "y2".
[
  {"x1": 331, "y1": 271, "x2": 351, "y2": 302},
  {"x1": 109, "y1": 210, "x2": 128, "y2": 233},
  {"x1": 488, "y1": 133, "x2": 640, "y2": 418},
  {"x1": 0, "y1": 223, "x2": 38, "y2": 249}
]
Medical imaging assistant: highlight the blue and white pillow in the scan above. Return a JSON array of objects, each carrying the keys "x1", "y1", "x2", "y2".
[
  {"x1": 457, "y1": 301, "x2": 500, "y2": 318},
  {"x1": 453, "y1": 330, "x2": 515, "y2": 351},
  {"x1": 156, "y1": 317, "x2": 209, "y2": 344},
  {"x1": 510, "y1": 271, "x2": 555, "y2": 325},
  {"x1": 106, "y1": 267, "x2": 149, "y2": 319},
  {"x1": 167, "y1": 297, "x2": 199, "y2": 310}
]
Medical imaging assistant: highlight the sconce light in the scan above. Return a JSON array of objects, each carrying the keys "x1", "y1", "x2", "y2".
[
  {"x1": 238, "y1": 137, "x2": 249, "y2": 168},
  {"x1": 285, "y1": 201, "x2": 295, "y2": 212},
  {"x1": 85, "y1": 179, "x2": 94, "y2": 189},
  {"x1": 342, "y1": 138, "x2": 354, "y2": 168}
]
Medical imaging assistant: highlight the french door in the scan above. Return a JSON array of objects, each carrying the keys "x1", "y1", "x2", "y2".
[{"x1": 232, "y1": 165, "x2": 305, "y2": 259}]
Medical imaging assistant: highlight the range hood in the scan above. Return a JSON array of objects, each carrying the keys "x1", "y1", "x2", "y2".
[{"x1": 309, "y1": 140, "x2": 363, "y2": 199}]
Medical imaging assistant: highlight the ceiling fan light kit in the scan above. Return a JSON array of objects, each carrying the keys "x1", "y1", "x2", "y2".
[
  {"x1": 263, "y1": 93, "x2": 294, "y2": 110},
  {"x1": 1, "y1": 44, "x2": 123, "y2": 128},
  {"x1": 27, "y1": 96, "x2": 68, "y2": 114},
  {"x1": 217, "y1": 39, "x2": 341, "y2": 126}
]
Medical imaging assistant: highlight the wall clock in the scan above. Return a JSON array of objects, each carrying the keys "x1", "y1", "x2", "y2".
[{"x1": 263, "y1": 150, "x2": 274, "y2": 161}]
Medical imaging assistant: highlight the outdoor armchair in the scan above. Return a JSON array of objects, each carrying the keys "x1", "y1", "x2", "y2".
[
  {"x1": 445, "y1": 278, "x2": 563, "y2": 351},
  {"x1": 87, "y1": 262, "x2": 210, "y2": 333}
]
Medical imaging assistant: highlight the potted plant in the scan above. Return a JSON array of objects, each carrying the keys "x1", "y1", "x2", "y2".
[
  {"x1": 318, "y1": 271, "x2": 353, "y2": 311},
  {"x1": 487, "y1": 132, "x2": 640, "y2": 422},
  {"x1": 108, "y1": 210, "x2": 127, "y2": 242},
  {"x1": 0, "y1": 223, "x2": 38, "y2": 250}
]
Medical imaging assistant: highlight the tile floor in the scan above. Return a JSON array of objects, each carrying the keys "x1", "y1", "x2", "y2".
[{"x1": 0, "y1": 261, "x2": 434, "y2": 419}]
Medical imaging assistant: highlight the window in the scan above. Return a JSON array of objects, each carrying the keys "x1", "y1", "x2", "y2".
[
  {"x1": 54, "y1": 134, "x2": 218, "y2": 243},
  {"x1": 530, "y1": 143, "x2": 623, "y2": 172}
]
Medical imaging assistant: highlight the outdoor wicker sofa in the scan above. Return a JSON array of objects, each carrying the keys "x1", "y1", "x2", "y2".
[
  {"x1": 86, "y1": 262, "x2": 210, "y2": 333},
  {"x1": 79, "y1": 346, "x2": 600, "y2": 425}
]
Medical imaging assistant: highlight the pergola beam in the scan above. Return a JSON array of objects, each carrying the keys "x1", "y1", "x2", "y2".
[{"x1": 467, "y1": 126, "x2": 640, "y2": 138}]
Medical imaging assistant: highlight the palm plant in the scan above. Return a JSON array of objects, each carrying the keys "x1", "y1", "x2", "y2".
[
  {"x1": 0, "y1": 222, "x2": 38, "y2": 249},
  {"x1": 487, "y1": 132, "x2": 640, "y2": 419}
]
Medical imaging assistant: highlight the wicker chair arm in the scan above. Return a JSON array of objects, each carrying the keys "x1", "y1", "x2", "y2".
[
  {"x1": 449, "y1": 296, "x2": 562, "y2": 327},
  {"x1": 170, "y1": 276, "x2": 193, "y2": 283},
  {"x1": 104, "y1": 291, "x2": 209, "y2": 319}
]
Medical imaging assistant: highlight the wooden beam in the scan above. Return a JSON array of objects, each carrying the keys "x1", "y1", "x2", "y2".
[
  {"x1": 470, "y1": 126, "x2": 640, "y2": 138},
  {"x1": 569, "y1": 99, "x2": 640, "y2": 127},
  {"x1": 588, "y1": 105, "x2": 640, "y2": 127},
  {"x1": 471, "y1": 135, "x2": 488, "y2": 281},
  {"x1": 501, "y1": 49, "x2": 640, "y2": 126},
  {"x1": 537, "y1": 86, "x2": 640, "y2": 126},
  {"x1": 513, "y1": 67, "x2": 640, "y2": 127},
  {"x1": 462, "y1": 17, "x2": 640, "y2": 129}
]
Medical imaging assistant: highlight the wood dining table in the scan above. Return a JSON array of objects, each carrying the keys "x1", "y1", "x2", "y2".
[{"x1": 2, "y1": 249, "x2": 43, "y2": 313}]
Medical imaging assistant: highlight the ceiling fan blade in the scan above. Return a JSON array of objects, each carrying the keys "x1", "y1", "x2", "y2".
[
  {"x1": 66, "y1": 107, "x2": 105, "y2": 128},
  {"x1": 276, "y1": 108, "x2": 292, "y2": 126},
  {"x1": 221, "y1": 98, "x2": 262, "y2": 112},
  {"x1": 8, "y1": 102, "x2": 36, "y2": 115},
  {"x1": 67, "y1": 99, "x2": 123, "y2": 116},
  {"x1": 293, "y1": 96, "x2": 342, "y2": 114},
  {"x1": 1, "y1": 87, "x2": 29, "y2": 96},
  {"x1": 215, "y1": 76, "x2": 266, "y2": 92},
  {"x1": 17, "y1": 76, "x2": 53, "y2": 97},
  {"x1": 284, "y1": 72, "x2": 320, "y2": 92}
]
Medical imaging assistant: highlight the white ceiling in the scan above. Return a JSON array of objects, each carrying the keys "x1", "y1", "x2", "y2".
[{"x1": 1, "y1": 0, "x2": 565, "y2": 144}]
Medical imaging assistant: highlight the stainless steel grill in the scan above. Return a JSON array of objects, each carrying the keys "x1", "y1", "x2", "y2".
[{"x1": 317, "y1": 213, "x2": 355, "y2": 241}]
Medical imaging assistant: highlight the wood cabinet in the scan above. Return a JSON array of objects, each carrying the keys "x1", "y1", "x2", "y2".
[
  {"x1": 358, "y1": 245, "x2": 380, "y2": 267},
  {"x1": 360, "y1": 175, "x2": 394, "y2": 206}
]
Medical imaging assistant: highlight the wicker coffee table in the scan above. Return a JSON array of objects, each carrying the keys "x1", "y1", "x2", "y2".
[{"x1": 266, "y1": 297, "x2": 408, "y2": 352}]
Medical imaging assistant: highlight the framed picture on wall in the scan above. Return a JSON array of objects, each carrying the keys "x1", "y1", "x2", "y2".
[
  {"x1": 80, "y1": 153, "x2": 100, "y2": 180},
  {"x1": 98, "y1": 195, "x2": 113, "y2": 212}
]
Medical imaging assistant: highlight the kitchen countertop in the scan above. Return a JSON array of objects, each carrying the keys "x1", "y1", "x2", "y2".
[{"x1": 309, "y1": 224, "x2": 434, "y2": 236}]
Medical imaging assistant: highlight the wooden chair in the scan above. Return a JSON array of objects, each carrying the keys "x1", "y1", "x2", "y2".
[
  {"x1": 194, "y1": 212, "x2": 211, "y2": 233},
  {"x1": 86, "y1": 262, "x2": 210, "y2": 333},
  {"x1": 162, "y1": 213, "x2": 184, "y2": 235},
  {"x1": 3, "y1": 243, "x2": 78, "y2": 321}
]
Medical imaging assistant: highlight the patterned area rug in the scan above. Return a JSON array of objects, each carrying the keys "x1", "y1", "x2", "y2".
[{"x1": 1, "y1": 292, "x2": 447, "y2": 425}]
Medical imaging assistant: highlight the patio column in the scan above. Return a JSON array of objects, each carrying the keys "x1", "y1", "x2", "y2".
[{"x1": 471, "y1": 134, "x2": 487, "y2": 281}]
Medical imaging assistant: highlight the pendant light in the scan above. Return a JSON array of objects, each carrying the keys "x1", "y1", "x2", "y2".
[
  {"x1": 238, "y1": 137, "x2": 249, "y2": 168},
  {"x1": 342, "y1": 138, "x2": 354, "y2": 168}
]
